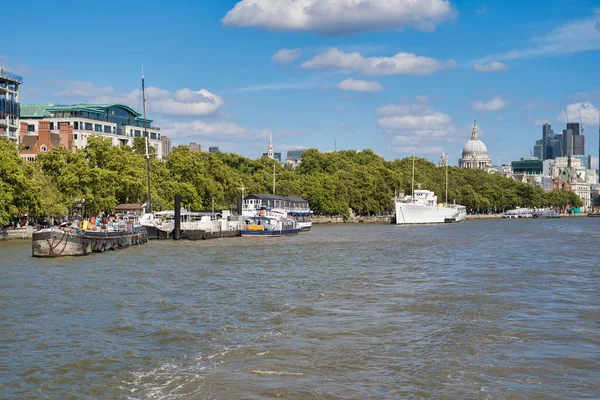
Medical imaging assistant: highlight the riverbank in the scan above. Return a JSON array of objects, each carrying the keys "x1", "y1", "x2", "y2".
[{"x1": 0, "y1": 226, "x2": 35, "y2": 240}]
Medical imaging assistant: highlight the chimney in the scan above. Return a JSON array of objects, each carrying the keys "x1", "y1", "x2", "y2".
[
  {"x1": 19, "y1": 122, "x2": 28, "y2": 142},
  {"x1": 59, "y1": 122, "x2": 73, "y2": 150}
]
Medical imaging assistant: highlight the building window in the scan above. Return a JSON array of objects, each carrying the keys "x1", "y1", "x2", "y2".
[
  {"x1": 49, "y1": 122, "x2": 55, "y2": 130},
  {"x1": 41, "y1": 145, "x2": 47, "y2": 152},
  {"x1": 104, "y1": 125, "x2": 112, "y2": 133},
  {"x1": 74, "y1": 121, "x2": 79, "y2": 130},
  {"x1": 95, "y1": 124, "x2": 102, "y2": 132},
  {"x1": 28, "y1": 124, "x2": 35, "y2": 132},
  {"x1": 150, "y1": 132, "x2": 156, "y2": 140},
  {"x1": 134, "y1": 130, "x2": 141, "y2": 137},
  {"x1": 85, "y1": 122, "x2": 93, "y2": 131},
  {"x1": 74, "y1": 134, "x2": 78, "y2": 140},
  {"x1": 158, "y1": 134, "x2": 160, "y2": 140}
]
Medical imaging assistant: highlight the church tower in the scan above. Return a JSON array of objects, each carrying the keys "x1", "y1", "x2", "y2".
[
  {"x1": 267, "y1": 130, "x2": 274, "y2": 160},
  {"x1": 439, "y1": 151, "x2": 448, "y2": 167}
]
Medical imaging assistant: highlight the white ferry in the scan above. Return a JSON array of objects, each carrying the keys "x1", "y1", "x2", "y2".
[
  {"x1": 394, "y1": 190, "x2": 467, "y2": 224},
  {"x1": 241, "y1": 194, "x2": 312, "y2": 231}
]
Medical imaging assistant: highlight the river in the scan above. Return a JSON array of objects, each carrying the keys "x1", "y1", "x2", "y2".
[{"x1": 1, "y1": 219, "x2": 599, "y2": 399}]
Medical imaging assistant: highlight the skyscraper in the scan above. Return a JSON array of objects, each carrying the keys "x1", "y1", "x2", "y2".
[
  {"x1": 542, "y1": 123, "x2": 553, "y2": 160},
  {"x1": 533, "y1": 139, "x2": 543, "y2": 159},
  {"x1": 562, "y1": 128, "x2": 573, "y2": 157}
]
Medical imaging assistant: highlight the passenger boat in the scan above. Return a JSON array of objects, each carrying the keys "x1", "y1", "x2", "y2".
[
  {"x1": 241, "y1": 193, "x2": 312, "y2": 231},
  {"x1": 241, "y1": 210, "x2": 300, "y2": 237},
  {"x1": 532, "y1": 209, "x2": 561, "y2": 219},
  {"x1": 503, "y1": 208, "x2": 534, "y2": 219},
  {"x1": 32, "y1": 219, "x2": 147, "y2": 257}
]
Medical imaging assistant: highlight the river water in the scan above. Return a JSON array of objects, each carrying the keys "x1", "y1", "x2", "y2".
[{"x1": 0, "y1": 219, "x2": 599, "y2": 399}]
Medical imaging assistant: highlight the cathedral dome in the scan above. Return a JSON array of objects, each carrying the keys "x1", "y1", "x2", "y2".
[
  {"x1": 462, "y1": 138, "x2": 488, "y2": 154},
  {"x1": 458, "y1": 121, "x2": 492, "y2": 169}
]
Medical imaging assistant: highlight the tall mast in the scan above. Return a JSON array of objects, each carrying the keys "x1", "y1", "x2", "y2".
[
  {"x1": 142, "y1": 69, "x2": 152, "y2": 214},
  {"x1": 273, "y1": 161, "x2": 276, "y2": 194},
  {"x1": 445, "y1": 154, "x2": 448, "y2": 205},
  {"x1": 411, "y1": 152, "x2": 415, "y2": 199}
]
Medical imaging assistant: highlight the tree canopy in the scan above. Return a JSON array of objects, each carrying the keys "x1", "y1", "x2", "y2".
[{"x1": 0, "y1": 137, "x2": 588, "y2": 225}]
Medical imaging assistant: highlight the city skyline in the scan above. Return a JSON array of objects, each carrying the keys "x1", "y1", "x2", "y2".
[{"x1": 3, "y1": 0, "x2": 600, "y2": 167}]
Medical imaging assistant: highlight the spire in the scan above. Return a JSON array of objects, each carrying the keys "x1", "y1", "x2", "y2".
[
  {"x1": 471, "y1": 120, "x2": 478, "y2": 141},
  {"x1": 267, "y1": 130, "x2": 274, "y2": 160}
]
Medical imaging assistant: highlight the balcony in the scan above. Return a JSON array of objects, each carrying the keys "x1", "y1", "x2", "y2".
[{"x1": 0, "y1": 68, "x2": 23, "y2": 84}]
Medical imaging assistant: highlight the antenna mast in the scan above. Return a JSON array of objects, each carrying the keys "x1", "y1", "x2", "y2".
[
  {"x1": 142, "y1": 68, "x2": 152, "y2": 214},
  {"x1": 445, "y1": 153, "x2": 448, "y2": 205},
  {"x1": 578, "y1": 108, "x2": 584, "y2": 136}
]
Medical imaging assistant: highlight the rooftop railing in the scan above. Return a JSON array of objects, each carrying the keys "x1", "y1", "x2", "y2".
[{"x1": 0, "y1": 67, "x2": 23, "y2": 84}]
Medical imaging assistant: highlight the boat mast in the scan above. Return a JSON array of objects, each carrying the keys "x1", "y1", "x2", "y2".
[
  {"x1": 445, "y1": 153, "x2": 448, "y2": 205},
  {"x1": 273, "y1": 161, "x2": 276, "y2": 194},
  {"x1": 142, "y1": 68, "x2": 152, "y2": 214},
  {"x1": 411, "y1": 153, "x2": 415, "y2": 199}
]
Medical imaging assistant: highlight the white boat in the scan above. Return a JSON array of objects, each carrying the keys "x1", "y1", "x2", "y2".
[
  {"x1": 241, "y1": 210, "x2": 300, "y2": 237},
  {"x1": 394, "y1": 190, "x2": 466, "y2": 224},
  {"x1": 393, "y1": 154, "x2": 466, "y2": 224},
  {"x1": 241, "y1": 193, "x2": 312, "y2": 231},
  {"x1": 503, "y1": 208, "x2": 534, "y2": 219}
]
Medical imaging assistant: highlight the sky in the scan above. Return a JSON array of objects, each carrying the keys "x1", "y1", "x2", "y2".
[{"x1": 3, "y1": 0, "x2": 600, "y2": 167}]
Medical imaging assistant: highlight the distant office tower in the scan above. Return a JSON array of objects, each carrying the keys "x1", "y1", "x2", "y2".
[
  {"x1": 161, "y1": 135, "x2": 171, "y2": 159},
  {"x1": 189, "y1": 142, "x2": 201, "y2": 152},
  {"x1": 550, "y1": 135, "x2": 563, "y2": 159},
  {"x1": 562, "y1": 129, "x2": 573, "y2": 157},
  {"x1": 209, "y1": 146, "x2": 219, "y2": 154},
  {"x1": 566, "y1": 122, "x2": 580, "y2": 136},
  {"x1": 567, "y1": 122, "x2": 584, "y2": 155},
  {"x1": 286, "y1": 149, "x2": 305, "y2": 161},
  {"x1": 533, "y1": 139, "x2": 543, "y2": 159},
  {"x1": 542, "y1": 123, "x2": 553, "y2": 160}
]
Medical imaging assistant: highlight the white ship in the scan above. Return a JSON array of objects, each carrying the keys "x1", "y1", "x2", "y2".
[
  {"x1": 394, "y1": 190, "x2": 466, "y2": 224},
  {"x1": 394, "y1": 154, "x2": 466, "y2": 224}
]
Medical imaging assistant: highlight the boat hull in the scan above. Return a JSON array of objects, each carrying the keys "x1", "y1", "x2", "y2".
[
  {"x1": 144, "y1": 225, "x2": 172, "y2": 240},
  {"x1": 32, "y1": 229, "x2": 147, "y2": 257},
  {"x1": 240, "y1": 228, "x2": 301, "y2": 237},
  {"x1": 180, "y1": 229, "x2": 240, "y2": 240},
  {"x1": 395, "y1": 203, "x2": 466, "y2": 224}
]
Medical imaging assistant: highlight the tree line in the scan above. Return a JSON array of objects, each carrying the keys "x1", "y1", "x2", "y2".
[{"x1": 0, "y1": 136, "x2": 585, "y2": 226}]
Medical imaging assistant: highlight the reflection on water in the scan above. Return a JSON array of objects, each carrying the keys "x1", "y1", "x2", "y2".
[{"x1": 1, "y1": 219, "x2": 599, "y2": 398}]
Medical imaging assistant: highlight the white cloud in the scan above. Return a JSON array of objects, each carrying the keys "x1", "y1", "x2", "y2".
[
  {"x1": 376, "y1": 96, "x2": 461, "y2": 155},
  {"x1": 222, "y1": 0, "x2": 456, "y2": 35},
  {"x1": 559, "y1": 102, "x2": 599, "y2": 125},
  {"x1": 337, "y1": 78, "x2": 383, "y2": 92},
  {"x1": 271, "y1": 48, "x2": 302, "y2": 64},
  {"x1": 476, "y1": 12, "x2": 600, "y2": 62},
  {"x1": 56, "y1": 82, "x2": 223, "y2": 117},
  {"x1": 56, "y1": 81, "x2": 116, "y2": 98},
  {"x1": 302, "y1": 48, "x2": 456, "y2": 75},
  {"x1": 475, "y1": 5, "x2": 487, "y2": 15},
  {"x1": 473, "y1": 61, "x2": 508, "y2": 72},
  {"x1": 471, "y1": 96, "x2": 507, "y2": 112},
  {"x1": 162, "y1": 120, "x2": 270, "y2": 140},
  {"x1": 228, "y1": 81, "x2": 320, "y2": 92}
]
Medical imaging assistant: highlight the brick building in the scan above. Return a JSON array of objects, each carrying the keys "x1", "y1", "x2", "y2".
[{"x1": 19, "y1": 120, "x2": 74, "y2": 162}]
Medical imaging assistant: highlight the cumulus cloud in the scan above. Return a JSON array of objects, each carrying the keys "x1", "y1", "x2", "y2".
[
  {"x1": 473, "y1": 61, "x2": 508, "y2": 72},
  {"x1": 337, "y1": 78, "x2": 383, "y2": 92},
  {"x1": 222, "y1": 0, "x2": 456, "y2": 35},
  {"x1": 271, "y1": 48, "x2": 302, "y2": 64},
  {"x1": 57, "y1": 81, "x2": 116, "y2": 98},
  {"x1": 559, "y1": 102, "x2": 599, "y2": 125},
  {"x1": 162, "y1": 120, "x2": 270, "y2": 140},
  {"x1": 476, "y1": 12, "x2": 600, "y2": 63},
  {"x1": 376, "y1": 96, "x2": 461, "y2": 155},
  {"x1": 56, "y1": 81, "x2": 223, "y2": 117},
  {"x1": 302, "y1": 48, "x2": 456, "y2": 75},
  {"x1": 471, "y1": 96, "x2": 507, "y2": 112}
]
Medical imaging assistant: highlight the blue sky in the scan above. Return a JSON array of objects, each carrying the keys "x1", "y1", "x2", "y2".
[{"x1": 4, "y1": 0, "x2": 600, "y2": 167}]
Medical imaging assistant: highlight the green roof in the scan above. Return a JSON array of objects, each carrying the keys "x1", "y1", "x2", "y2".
[
  {"x1": 20, "y1": 103, "x2": 54, "y2": 118},
  {"x1": 20, "y1": 103, "x2": 153, "y2": 123}
]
